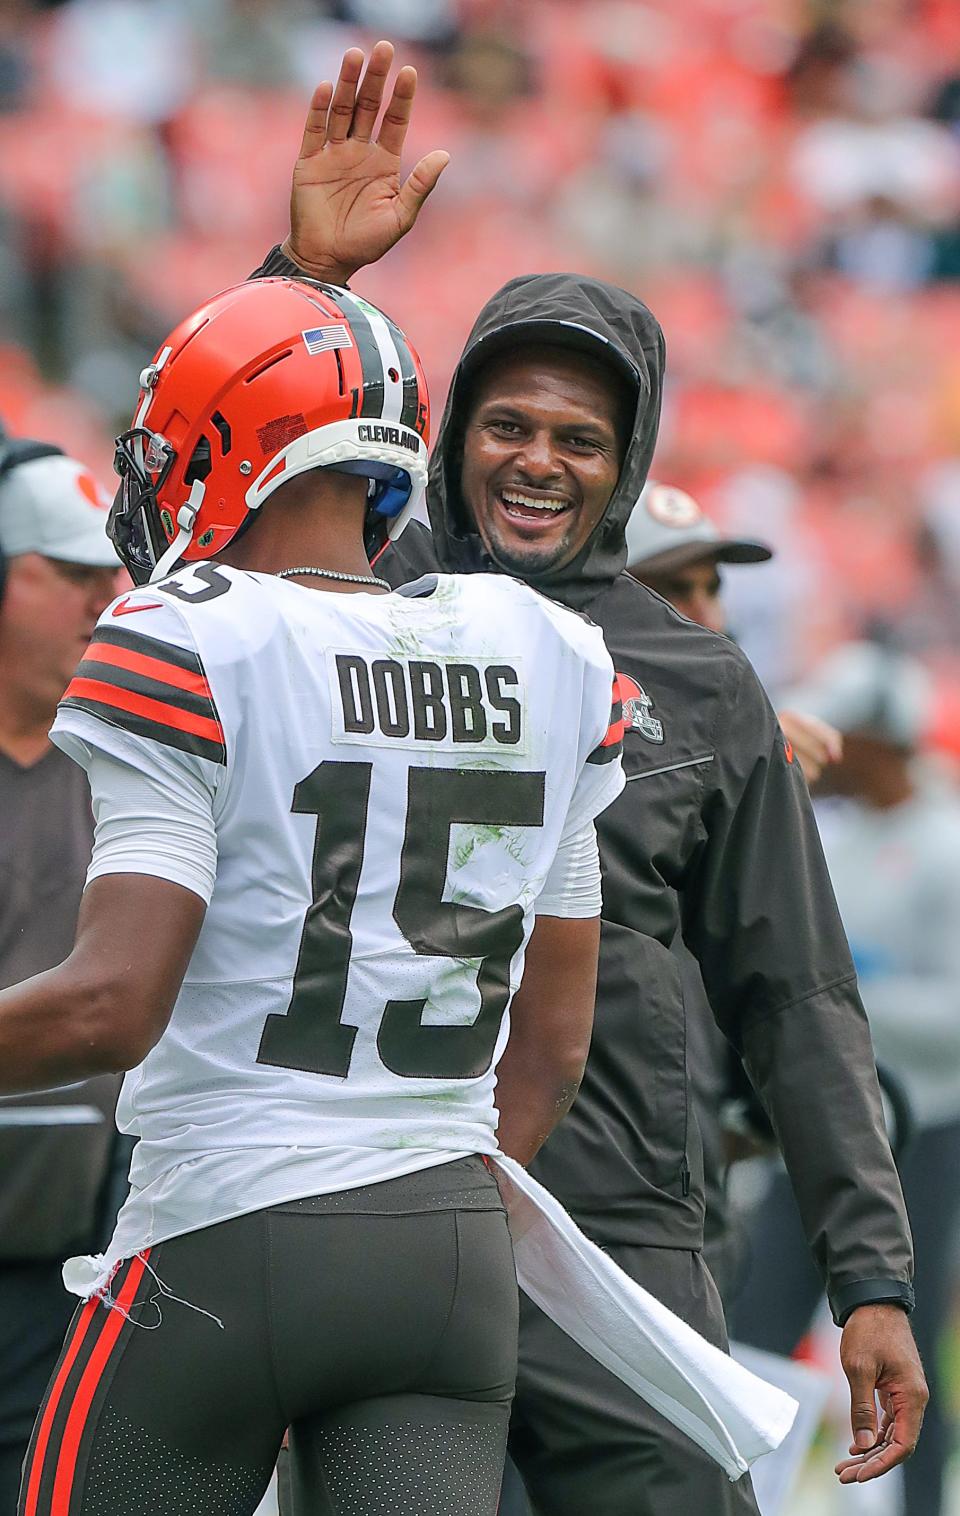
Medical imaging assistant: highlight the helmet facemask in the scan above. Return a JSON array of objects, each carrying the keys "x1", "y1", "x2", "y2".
[{"x1": 109, "y1": 427, "x2": 177, "y2": 585}]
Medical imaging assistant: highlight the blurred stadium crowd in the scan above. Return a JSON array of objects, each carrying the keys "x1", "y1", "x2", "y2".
[{"x1": 1, "y1": 0, "x2": 960, "y2": 708}]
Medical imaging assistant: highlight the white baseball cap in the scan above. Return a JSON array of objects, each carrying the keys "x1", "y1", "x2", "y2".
[
  {"x1": 0, "y1": 454, "x2": 118, "y2": 567},
  {"x1": 625, "y1": 482, "x2": 773, "y2": 575}
]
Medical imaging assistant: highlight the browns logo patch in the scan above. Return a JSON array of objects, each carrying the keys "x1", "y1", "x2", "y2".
[
  {"x1": 645, "y1": 485, "x2": 702, "y2": 530},
  {"x1": 615, "y1": 672, "x2": 664, "y2": 744}
]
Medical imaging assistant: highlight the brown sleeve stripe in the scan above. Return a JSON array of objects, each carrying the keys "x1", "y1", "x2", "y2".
[
  {"x1": 76, "y1": 647, "x2": 218, "y2": 726},
  {"x1": 88, "y1": 623, "x2": 205, "y2": 676},
  {"x1": 83, "y1": 638, "x2": 212, "y2": 700},
  {"x1": 60, "y1": 623, "x2": 226, "y2": 764},
  {"x1": 64, "y1": 674, "x2": 220, "y2": 740},
  {"x1": 61, "y1": 681, "x2": 226, "y2": 765}
]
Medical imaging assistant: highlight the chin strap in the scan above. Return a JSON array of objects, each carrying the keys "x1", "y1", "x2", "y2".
[{"x1": 150, "y1": 480, "x2": 205, "y2": 583}]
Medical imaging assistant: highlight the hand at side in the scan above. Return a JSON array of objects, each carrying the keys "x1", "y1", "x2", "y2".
[{"x1": 834, "y1": 1304, "x2": 928, "y2": 1484}]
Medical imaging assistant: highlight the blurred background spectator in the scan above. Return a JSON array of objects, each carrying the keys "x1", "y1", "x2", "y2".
[
  {"x1": 731, "y1": 641, "x2": 960, "y2": 1516},
  {"x1": 0, "y1": 436, "x2": 127, "y2": 1516}
]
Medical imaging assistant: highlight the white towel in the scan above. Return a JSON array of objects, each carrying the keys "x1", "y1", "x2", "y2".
[{"x1": 492, "y1": 1155, "x2": 798, "y2": 1481}]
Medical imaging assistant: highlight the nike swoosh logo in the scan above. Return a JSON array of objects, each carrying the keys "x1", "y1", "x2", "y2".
[{"x1": 112, "y1": 596, "x2": 163, "y2": 616}]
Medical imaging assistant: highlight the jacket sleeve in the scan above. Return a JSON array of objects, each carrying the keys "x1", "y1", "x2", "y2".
[
  {"x1": 680, "y1": 651, "x2": 914, "y2": 1325},
  {"x1": 380, "y1": 519, "x2": 442, "y2": 586},
  {"x1": 250, "y1": 245, "x2": 308, "y2": 280}
]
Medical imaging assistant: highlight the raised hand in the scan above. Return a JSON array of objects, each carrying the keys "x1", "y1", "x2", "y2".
[{"x1": 281, "y1": 41, "x2": 449, "y2": 287}]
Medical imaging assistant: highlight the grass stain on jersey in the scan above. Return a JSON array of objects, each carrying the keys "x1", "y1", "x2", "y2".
[
  {"x1": 385, "y1": 624, "x2": 426, "y2": 658},
  {"x1": 385, "y1": 577, "x2": 461, "y2": 658},
  {"x1": 452, "y1": 824, "x2": 529, "y2": 871}
]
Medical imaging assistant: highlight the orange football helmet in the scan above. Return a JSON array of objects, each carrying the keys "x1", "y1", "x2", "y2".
[{"x1": 109, "y1": 278, "x2": 429, "y2": 584}]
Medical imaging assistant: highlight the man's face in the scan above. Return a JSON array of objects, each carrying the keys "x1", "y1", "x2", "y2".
[
  {"x1": 459, "y1": 346, "x2": 629, "y2": 578},
  {"x1": 638, "y1": 558, "x2": 726, "y2": 635},
  {"x1": 1, "y1": 554, "x2": 123, "y2": 707}
]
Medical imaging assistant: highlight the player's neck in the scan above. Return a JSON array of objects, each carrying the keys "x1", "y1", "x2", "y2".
[
  {"x1": 224, "y1": 536, "x2": 378, "y2": 585},
  {"x1": 220, "y1": 477, "x2": 382, "y2": 590}
]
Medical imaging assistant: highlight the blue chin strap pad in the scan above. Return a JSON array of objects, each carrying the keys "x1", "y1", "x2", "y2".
[
  {"x1": 331, "y1": 461, "x2": 411, "y2": 519},
  {"x1": 371, "y1": 469, "x2": 412, "y2": 519}
]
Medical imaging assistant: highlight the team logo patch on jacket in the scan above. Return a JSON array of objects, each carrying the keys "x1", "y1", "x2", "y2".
[{"x1": 615, "y1": 673, "x2": 664, "y2": 744}]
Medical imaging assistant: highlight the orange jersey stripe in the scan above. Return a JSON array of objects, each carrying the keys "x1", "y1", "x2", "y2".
[
  {"x1": 601, "y1": 678, "x2": 628, "y2": 747},
  {"x1": 600, "y1": 715, "x2": 626, "y2": 748},
  {"x1": 51, "y1": 1253, "x2": 150, "y2": 1516},
  {"x1": 85, "y1": 640, "x2": 213, "y2": 700},
  {"x1": 22, "y1": 1296, "x2": 100, "y2": 1516},
  {"x1": 65, "y1": 676, "x2": 224, "y2": 746}
]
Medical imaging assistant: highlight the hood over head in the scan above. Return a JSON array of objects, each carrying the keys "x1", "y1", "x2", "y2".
[{"x1": 426, "y1": 272, "x2": 666, "y2": 610}]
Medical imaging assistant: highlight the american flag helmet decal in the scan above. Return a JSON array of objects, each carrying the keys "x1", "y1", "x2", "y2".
[{"x1": 301, "y1": 322, "x2": 353, "y2": 356}]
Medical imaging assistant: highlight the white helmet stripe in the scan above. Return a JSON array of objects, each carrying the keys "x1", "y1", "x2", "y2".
[
  {"x1": 355, "y1": 299, "x2": 404, "y2": 425},
  {"x1": 333, "y1": 290, "x2": 404, "y2": 426}
]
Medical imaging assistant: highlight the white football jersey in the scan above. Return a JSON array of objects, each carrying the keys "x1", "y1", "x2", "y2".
[{"x1": 52, "y1": 564, "x2": 623, "y2": 1280}]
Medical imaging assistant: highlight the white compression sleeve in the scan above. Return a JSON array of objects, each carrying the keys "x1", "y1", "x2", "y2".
[
  {"x1": 536, "y1": 819, "x2": 601, "y2": 918},
  {"x1": 84, "y1": 748, "x2": 218, "y2": 904}
]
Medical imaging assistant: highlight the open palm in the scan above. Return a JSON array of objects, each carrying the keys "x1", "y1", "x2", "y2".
[{"x1": 285, "y1": 42, "x2": 449, "y2": 286}]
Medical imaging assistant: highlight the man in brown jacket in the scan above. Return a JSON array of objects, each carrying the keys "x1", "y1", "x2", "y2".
[{"x1": 250, "y1": 44, "x2": 926, "y2": 1515}]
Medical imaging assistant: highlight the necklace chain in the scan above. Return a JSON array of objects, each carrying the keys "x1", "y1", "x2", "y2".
[{"x1": 276, "y1": 566, "x2": 391, "y2": 591}]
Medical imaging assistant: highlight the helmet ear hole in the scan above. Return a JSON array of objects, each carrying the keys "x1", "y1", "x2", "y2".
[
  {"x1": 184, "y1": 436, "x2": 212, "y2": 486},
  {"x1": 211, "y1": 411, "x2": 232, "y2": 456}
]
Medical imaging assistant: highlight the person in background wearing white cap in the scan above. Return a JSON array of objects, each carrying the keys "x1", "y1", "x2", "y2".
[
  {"x1": 0, "y1": 435, "x2": 123, "y2": 1515},
  {"x1": 625, "y1": 481, "x2": 843, "y2": 785},
  {"x1": 731, "y1": 642, "x2": 960, "y2": 1516}
]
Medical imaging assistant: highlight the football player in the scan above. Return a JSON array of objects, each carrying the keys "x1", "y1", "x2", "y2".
[{"x1": 1, "y1": 275, "x2": 625, "y2": 1516}]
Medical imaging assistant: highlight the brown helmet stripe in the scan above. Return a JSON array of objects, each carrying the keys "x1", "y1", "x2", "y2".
[
  {"x1": 383, "y1": 314, "x2": 421, "y2": 432},
  {"x1": 325, "y1": 289, "x2": 386, "y2": 419}
]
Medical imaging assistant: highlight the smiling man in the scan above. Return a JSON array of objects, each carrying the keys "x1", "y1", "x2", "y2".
[
  {"x1": 249, "y1": 42, "x2": 926, "y2": 1516},
  {"x1": 460, "y1": 345, "x2": 633, "y2": 578}
]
